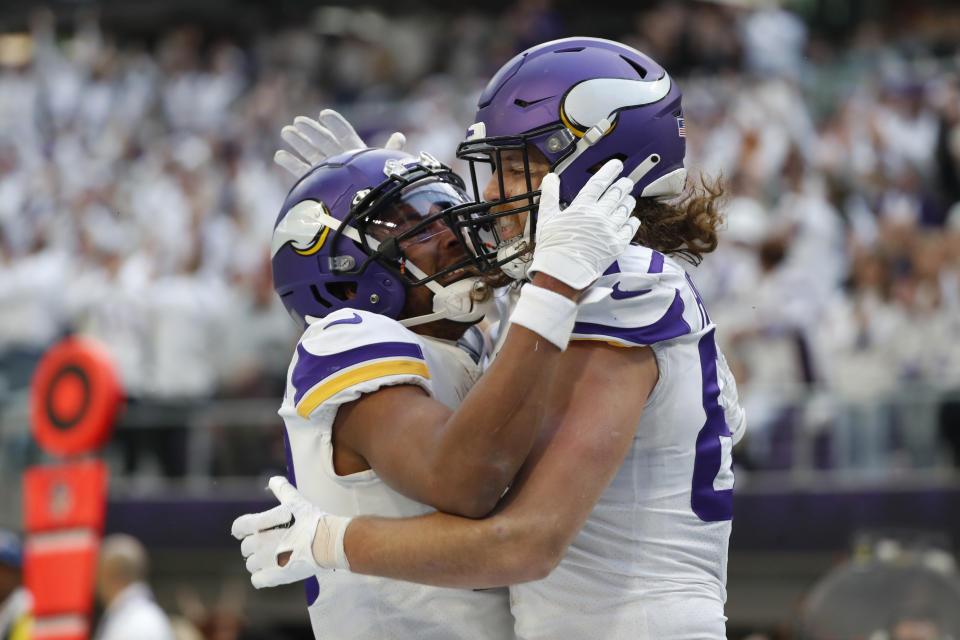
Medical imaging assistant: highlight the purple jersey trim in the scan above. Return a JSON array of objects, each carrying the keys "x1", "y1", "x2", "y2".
[
  {"x1": 648, "y1": 251, "x2": 665, "y2": 273},
  {"x1": 283, "y1": 425, "x2": 296, "y2": 488},
  {"x1": 292, "y1": 341, "x2": 424, "y2": 406},
  {"x1": 306, "y1": 576, "x2": 320, "y2": 606},
  {"x1": 691, "y1": 329, "x2": 733, "y2": 521},
  {"x1": 602, "y1": 260, "x2": 620, "y2": 276},
  {"x1": 685, "y1": 272, "x2": 711, "y2": 325},
  {"x1": 572, "y1": 289, "x2": 691, "y2": 345}
]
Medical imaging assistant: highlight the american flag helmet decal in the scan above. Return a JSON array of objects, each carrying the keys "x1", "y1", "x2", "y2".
[{"x1": 677, "y1": 116, "x2": 686, "y2": 137}]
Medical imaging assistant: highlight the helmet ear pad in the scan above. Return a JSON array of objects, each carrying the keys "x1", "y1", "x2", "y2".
[
  {"x1": 271, "y1": 240, "x2": 406, "y2": 328},
  {"x1": 334, "y1": 258, "x2": 407, "y2": 317}
]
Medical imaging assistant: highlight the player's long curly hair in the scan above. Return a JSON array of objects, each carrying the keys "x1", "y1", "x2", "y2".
[
  {"x1": 471, "y1": 173, "x2": 726, "y2": 299},
  {"x1": 631, "y1": 172, "x2": 726, "y2": 266}
]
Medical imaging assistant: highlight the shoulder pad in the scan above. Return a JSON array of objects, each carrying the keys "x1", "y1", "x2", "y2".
[
  {"x1": 570, "y1": 247, "x2": 694, "y2": 347},
  {"x1": 293, "y1": 309, "x2": 430, "y2": 418}
]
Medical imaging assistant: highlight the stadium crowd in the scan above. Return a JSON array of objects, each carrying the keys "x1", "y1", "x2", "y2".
[{"x1": 0, "y1": 1, "x2": 958, "y2": 474}]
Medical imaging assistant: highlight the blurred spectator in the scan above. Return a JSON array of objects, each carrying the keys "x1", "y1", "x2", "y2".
[
  {"x1": 888, "y1": 606, "x2": 946, "y2": 640},
  {"x1": 818, "y1": 249, "x2": 900, "y2": 469},
  {"x1": 0, "y1": 530, "x2": 30, "y2": 640},
  {"x1": 738, "y1": 2, "x2": 807, "y2": 79},
  {"x1": 939, "y1": 207, "x2": 960, "y2": 464},
  {"x1": 93, "y1": 534, "x2": 175, "y2": 640}
]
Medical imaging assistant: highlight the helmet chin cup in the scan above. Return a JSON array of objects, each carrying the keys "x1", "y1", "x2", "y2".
[
  {"x1": 432, "y1": 277, "x2": 486, "y2": 323},
  {"x1": 497, "y1": 213, "x2": 533, "y2": 281},
  {"x1": 498, "y1": 243, "x2": 531, "y2": 281},
  {"x1": 398, "y1": 270, "x2": 486, "y2": 328}
]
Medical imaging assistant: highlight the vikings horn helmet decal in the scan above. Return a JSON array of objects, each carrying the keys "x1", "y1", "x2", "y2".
[
  {"x1": 271, "y1": 148, "x2": 486, "y2": 328},
  {"x1": 270, "y1": 200, "x2": 332, "y2": 258},
  {"x1": 559, "y1": 74, "x2": 673, "y2": 136}
]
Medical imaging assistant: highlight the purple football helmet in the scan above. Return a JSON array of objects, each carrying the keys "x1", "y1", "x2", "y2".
[
  {"x1": 452, "y1": 37, "x2": 687, "y2": 276},
  {"x1": 271, "y1": 148, "x2": 486, "y2": 327}
]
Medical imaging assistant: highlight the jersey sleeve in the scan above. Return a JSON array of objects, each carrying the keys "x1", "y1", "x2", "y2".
[
  {"x1": 291, "y1": 309, "x2": 433, "y2": 421},
  {"x1": 570, "y1": 275, "x2": 692, "y2": 347},
  {"x1": 569, "y1": 248, "x2": 702, "y2": 348}
]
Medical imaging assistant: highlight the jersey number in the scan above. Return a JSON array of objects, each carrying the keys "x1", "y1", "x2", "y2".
[{"x1": 691, "y1": 329, "x2": 734, "y2": 522}]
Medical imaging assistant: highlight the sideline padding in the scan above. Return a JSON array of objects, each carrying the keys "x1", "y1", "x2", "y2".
[
  {"x1": 23, "y1": 460, "x2": 107, "y2": 624},
  {"x1": 24, "y1": 460, "x2": 108, "y2": 533},
  {"x1": 30, "y1": 336, "x2": 123, "y2": 457}
]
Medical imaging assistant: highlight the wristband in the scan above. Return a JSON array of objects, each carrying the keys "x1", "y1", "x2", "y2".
[{"x1": 508, "y1": 284, "x2": 578, "y2": 351}]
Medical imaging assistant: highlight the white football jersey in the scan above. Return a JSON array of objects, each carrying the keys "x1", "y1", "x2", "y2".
[
  {"x1": 501, "y1": 245, "x2": 745, "y2": 640},
  {"x1": 279, "y1": 308, "x2": 515, "y2": 639}
]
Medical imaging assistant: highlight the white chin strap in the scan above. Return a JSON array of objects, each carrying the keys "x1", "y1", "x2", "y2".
[{"x1": 398, "y1": 262, "x2": 486, "y2": 328}]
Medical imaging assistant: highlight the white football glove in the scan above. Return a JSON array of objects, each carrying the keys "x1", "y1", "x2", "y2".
[
  {"x1": 231, "y1": 476, "x2": 352, "y2": 589},
  {"x1": 273, "y1": 109, "x2": 406, "y2": 179},
  {"x1": 530, "y1": 159, "x2": 640, "y2": 291}
]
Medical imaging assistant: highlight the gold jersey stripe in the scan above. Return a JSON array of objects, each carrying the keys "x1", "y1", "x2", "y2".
[
  {"x1": 569, "y1": 337, "x2": 635, "y2": 348},
  {"x1": 296, "y1": 359, "x2": 431, "y2": 418}
]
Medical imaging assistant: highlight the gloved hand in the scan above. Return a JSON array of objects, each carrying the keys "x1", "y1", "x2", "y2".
[
  {"x1": 274, "y1": 109, "x2": 406, "y2": 179},
  {"x1": 530, "y1": 159, "x2": 639, "y2": 291},
  {"x1": 231, "y1": 476, "x2": 352, "y2": 589}
]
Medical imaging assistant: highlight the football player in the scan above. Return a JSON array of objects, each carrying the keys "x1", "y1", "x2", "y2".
[
  {"x1": 239, "y1": 139, "x2": 638, "y2": 639},
  {"x1": 236, "y1": 38, "x2": 746, "y2": 639}
]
